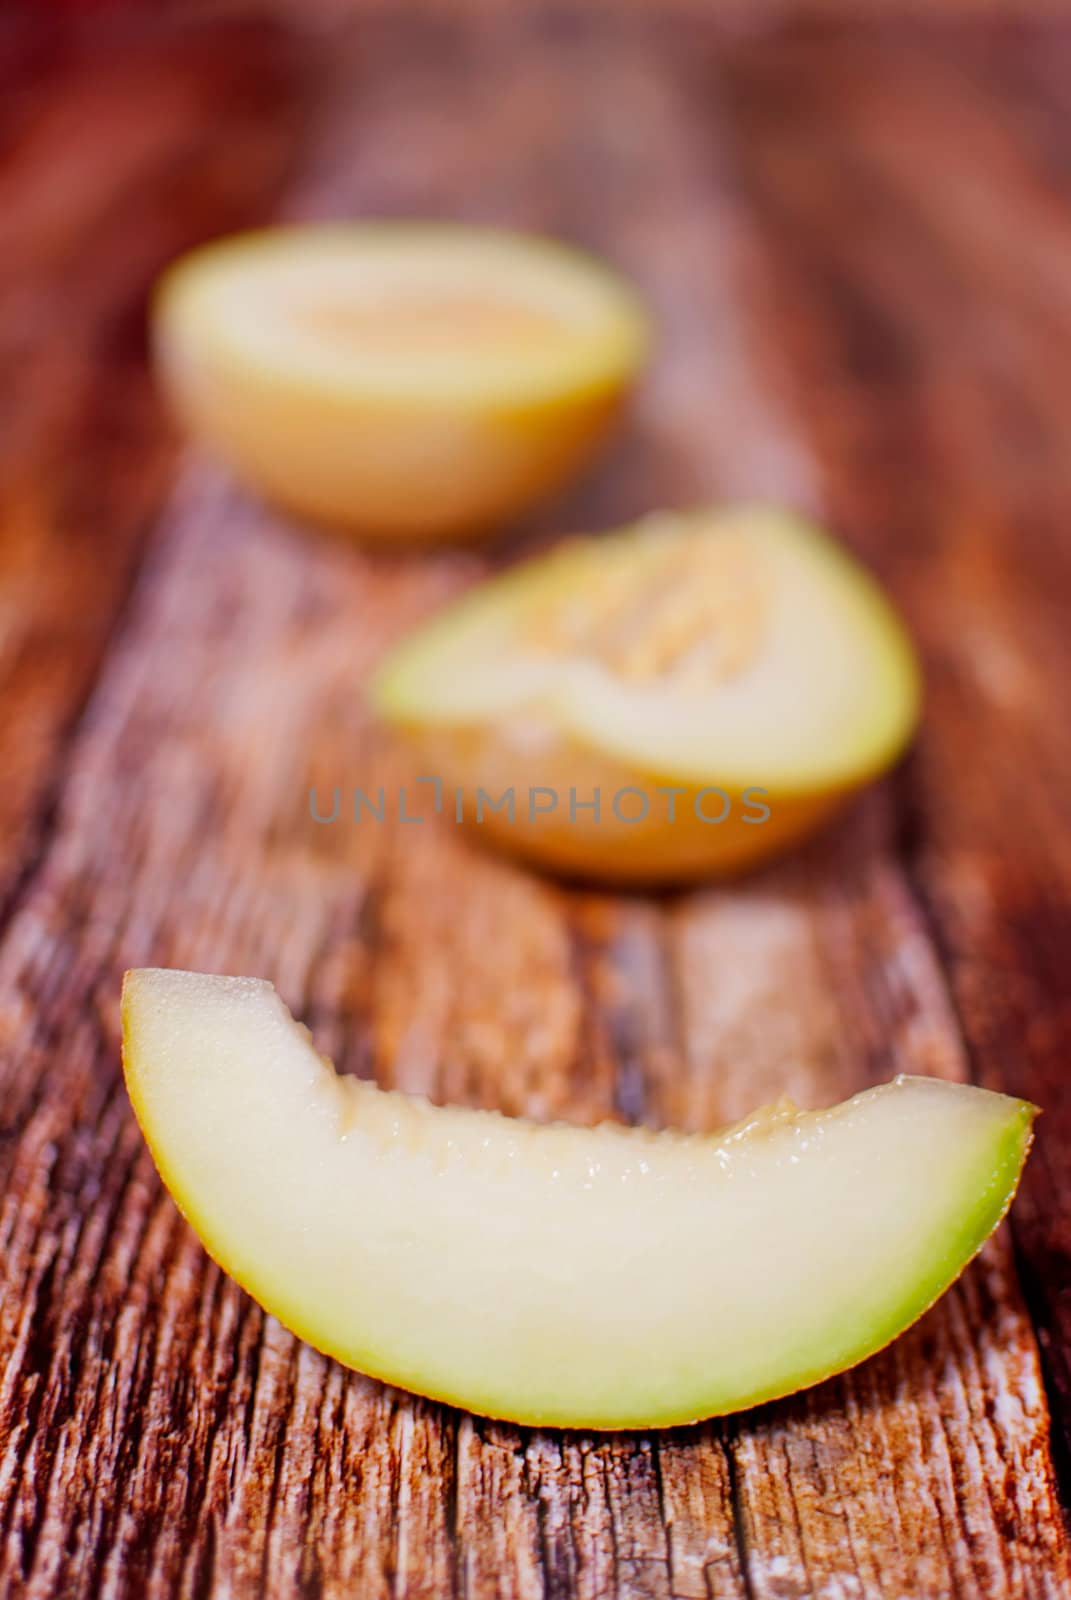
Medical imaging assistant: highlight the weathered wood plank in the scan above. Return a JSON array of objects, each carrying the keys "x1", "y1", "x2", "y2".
[
  {"x1": 0, "y1": 16, "x2": 305, "y2": 914},
  {"x1": 1, "y1": 15, "x2": 1070, "y2": 1599}
]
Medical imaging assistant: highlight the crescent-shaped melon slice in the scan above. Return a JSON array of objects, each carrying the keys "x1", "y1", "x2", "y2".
[{"x1": 122, "y1": 968, "x2": 1034, "y2": 1429}]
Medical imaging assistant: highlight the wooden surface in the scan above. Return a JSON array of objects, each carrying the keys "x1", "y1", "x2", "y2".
[{"x1": 3, "y1": 10, "x2": 1071, "y2": 1597}]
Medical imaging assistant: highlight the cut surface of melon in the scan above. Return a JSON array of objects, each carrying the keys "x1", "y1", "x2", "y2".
[
  {"x1": 122, "y1": 968, "x2": 1033, "y2": 1430},
  {"x1": 153, "y1": 223, "x2": 651, "y2": 542},
  {"x1": 370, "y1": 506, "x2": 922, "y2": 879}
]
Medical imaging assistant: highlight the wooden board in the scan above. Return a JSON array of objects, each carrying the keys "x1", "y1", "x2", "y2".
[{"x1": 2, "y1": 11, "x2": 1071, "y2": 1597}]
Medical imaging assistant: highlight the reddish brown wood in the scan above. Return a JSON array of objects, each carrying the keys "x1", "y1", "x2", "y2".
[
  {"x1": 1, "y1": 13, "x2": 1070, "y2": 1599},
  {"x1": 0, "y1": 16, "x2": 306, "y2": 912}
]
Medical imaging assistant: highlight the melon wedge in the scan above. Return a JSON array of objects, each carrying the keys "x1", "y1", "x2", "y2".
[
  {"x1": 122, "y1": 968, "x2": 1034, "y2": 1430},
  {"x1": 371, "y1": 506, "x2": 922, "y2": 881},
  {"x1": 153, "y1": 223, "x2": 651, "y2": 543}
]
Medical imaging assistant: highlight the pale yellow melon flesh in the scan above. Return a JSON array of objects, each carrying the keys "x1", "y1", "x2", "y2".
[
  {"x1": 370, "y1": 507, "x2": 922, "y2": 880},
  {"x1": 122, "y1": 968, "x2": 1033, "y2": 1430},
  {"x1": 153, "y1": 223, "x2": 651, "y2": 543}
]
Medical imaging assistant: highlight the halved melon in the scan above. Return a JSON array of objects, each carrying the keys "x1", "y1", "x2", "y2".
[
  {"x1": 153, "y1": 223, "x2": 651, "y2": 542},
  {"x1": 370, "y1": 507, "x2": 922, "y2": 880},
  {"x1": 122, "y1": 968, "x2": 1033, "y2": 1430}
]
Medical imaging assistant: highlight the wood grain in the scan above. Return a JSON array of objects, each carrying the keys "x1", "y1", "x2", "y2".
[
  {"x1": 1, "y1": 12, "x2": 1071, "y2": 1598},
  {"x1": 0, "y1": 15, "x2": 306, "y2": 913}
]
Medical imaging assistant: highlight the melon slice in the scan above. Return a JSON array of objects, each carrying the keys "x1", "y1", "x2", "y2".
[
  {"x1": 370, "y1": 506, "x2": 922, "y2": 880},
  {"x1": 122, "y1": 968, "x2": 1033, "y2": 1430},
  {"x1": 153, "y1": 223, "x2": 651, "y2": 543}
]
